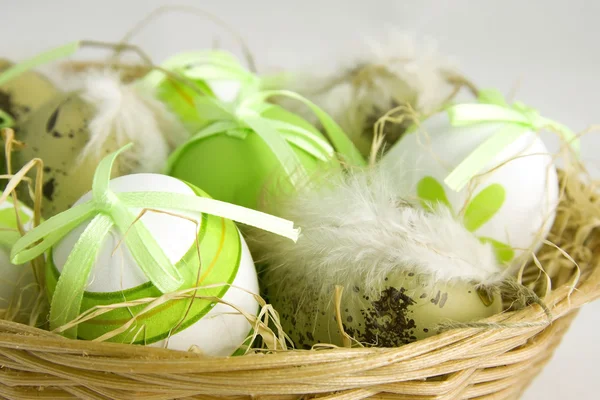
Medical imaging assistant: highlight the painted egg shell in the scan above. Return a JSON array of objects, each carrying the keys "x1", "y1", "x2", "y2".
[
  {"x1": 0, "y1": 196, "x2": 39, "y2": 322},
  {"x1": 0, "y1": 60, "x2": 60, "y2": 184},
  {"x1": 15, "y1": 92, "x2": 111, "y2": 218},
  {"x1": 167, "y1": 106, "x2": 334, "y2": 211},
  {"x1": 47, "y1": 173, "x2": 259, "y2": 355},
  {"x1": 271, "y1": 271, "x2": 502, "y2": 349},
  {"x1": 0, "y1": 59, "x2": 59, "y2": 124},
  {"x1": 382, "y1": 112, "x2": 559, "y2": 263}
]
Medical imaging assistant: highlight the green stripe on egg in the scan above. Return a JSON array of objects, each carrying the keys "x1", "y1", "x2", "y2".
[{"x1": 46, "y1": 182, "x2": 243, "y2": 346}]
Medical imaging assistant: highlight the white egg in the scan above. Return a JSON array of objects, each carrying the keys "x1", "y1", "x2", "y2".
[
  {"x1": 50, "y1": 173, "x2": 259, "y2": 355},
  {"x1": 382, "y1": 112, "x2": 559, "y2": 262},
  {"x1": 0, "y1": 197, "x2": 38, "y2": 322}
]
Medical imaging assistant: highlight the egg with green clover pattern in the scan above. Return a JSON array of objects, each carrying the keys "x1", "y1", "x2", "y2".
[
  {"x1": 47, "y1": 173, "x2": 259, "y2": 354},
  {"x1": 0, "y1": 195, "x2": 40, "y2": 323},
  {"x1": 382, "y1": 110, "x2": 559, "y2": 263}
]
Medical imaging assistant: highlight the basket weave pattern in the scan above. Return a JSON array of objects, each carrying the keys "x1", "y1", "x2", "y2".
[{"x1": 0, "y1": 182, "x2": 599, "y2": 400}]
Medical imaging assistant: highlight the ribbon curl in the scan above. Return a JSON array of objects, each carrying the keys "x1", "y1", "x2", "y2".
[
  {"x1": 444, "y1": 88, "x2": 579, "y2": 191},
  {"x1": 10, "y1": 144, "x2": 299, "y2": 338}
]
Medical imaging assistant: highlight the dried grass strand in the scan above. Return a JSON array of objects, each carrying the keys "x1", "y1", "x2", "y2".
[{"x1": 113, "y1": 5, "x2": 257, "y2": 72}]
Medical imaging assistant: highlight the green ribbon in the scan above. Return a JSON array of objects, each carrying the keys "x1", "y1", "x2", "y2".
[
  {"x1": 444, "y1": 88, "x2": 579, "y2": 191},
  {"x1": 242, "y1": 90, "x2": 366, "y2": 166},
  {"x1": 171, "y1": 92, "x2": 363, "y2": 183},
  {"x1": 146, "y1": 50, "x2": 366, "y2": 181},
  {"x1": 10, "y1": 144, "x2": 299, "y2": 338},
  {"x1": 143, "y1": 51, "x2": 258, "y2": 88},
  {"x1": 0, "y1": 41, "x2": 80, "y2": 87}
]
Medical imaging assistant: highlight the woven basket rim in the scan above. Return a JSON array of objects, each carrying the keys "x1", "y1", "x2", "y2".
[{"x1": 1, "y1": 262, "x2": 597, "y2": 359}]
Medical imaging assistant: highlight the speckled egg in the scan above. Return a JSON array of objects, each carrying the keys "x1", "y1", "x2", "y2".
[
  {"x1": 14, "y1": 91, "x2": 107, "y2": 217},
  {"x1": 0, "y1": 59, "x2": 59, "y2": 125},
  {"x1": 269, "y1": 271, "x2": 501, "y2": 349}
]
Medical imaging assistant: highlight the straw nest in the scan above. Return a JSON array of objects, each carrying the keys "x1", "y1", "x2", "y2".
[{"x1": 0, "y1": 151, "x2": 597, "y2": 400}]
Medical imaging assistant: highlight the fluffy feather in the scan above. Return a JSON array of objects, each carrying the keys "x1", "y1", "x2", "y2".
[
  {"x1": 250, "y1": 167, "x2": 504, "y2": 302},
  {"x1": 266, "y1": 34, "x2": 458, "y2": 155},
  {"x1": 364, "y1": 32, "x2": 459, "y2": 113},
  {"x1": 70, "y1": 69, "x2": 187, "y2": 173}
]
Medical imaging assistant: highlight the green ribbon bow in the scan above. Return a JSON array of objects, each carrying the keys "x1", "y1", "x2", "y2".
[
  {"x1": 143, "y1": 51, "x2": 366, "y2": 179},
  {"x1": 444, "y1": 88, "x2": 579, "y2": 191},
  {"x1": 10, "y1": 144, "x2": 299, "y2": 338}
]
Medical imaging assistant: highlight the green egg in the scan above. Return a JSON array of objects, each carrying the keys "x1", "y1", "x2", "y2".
[
  {"x1": 15, "y1": 91, "x2": 118, "y2": 218},
  {"x1": 167, "y1": 105, "x2": 337, "y2": 211},
  {"x1": 269, "y1": 271, "x2": 502, "y2": 349}
]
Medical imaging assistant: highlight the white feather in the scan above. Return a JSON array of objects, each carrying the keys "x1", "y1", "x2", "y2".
[
  {"x1": 250, "y1": 167, "x2": 504, "y2": 302},
  {"x1": 267, "y1": 33, "x2": 458, "y2": 136},
  {"x1": 362, "y1": 32, "x2": 459, "y2": 113},
  {"x1": 72, "y1": 70, "x2": 187, "y2": 173}
]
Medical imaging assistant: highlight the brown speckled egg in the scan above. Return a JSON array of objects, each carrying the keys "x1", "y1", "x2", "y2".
[
  {"x1": 269, "y1": 271, "x2": 502, "y2": 349},
  {"x1": 0, "y1": 59, "x2": 59, "y2": 125},
  {"x1": 15, "y1": 91, "x2": 119, "y2": 218}
]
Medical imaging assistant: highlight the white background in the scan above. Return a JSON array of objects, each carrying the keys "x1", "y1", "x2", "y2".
[{"x1": 2, "y1": 0, "x2": 599, "y2": 398}]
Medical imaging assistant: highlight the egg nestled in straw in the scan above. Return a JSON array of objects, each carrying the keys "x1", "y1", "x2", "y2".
[
  {"x1": 11, "y1": 144, "x2": 300, "y2": 354},
  {"x1": 382, "y1": 89, "x2": 566, "y2": 263},
  {"x1": 0, "y1": 195, "x2": 39, "y2": 323},
  {"x1": 250, "y1": 168, "x2": 504, "y2": 348},
  {"x1": 47, "y1": 173, "x2": 258, "y2": 353}
]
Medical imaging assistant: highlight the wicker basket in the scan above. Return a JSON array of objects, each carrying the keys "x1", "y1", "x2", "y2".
[{"x1": 0, "y1": 171, "x2": 599, "y2": 400}]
